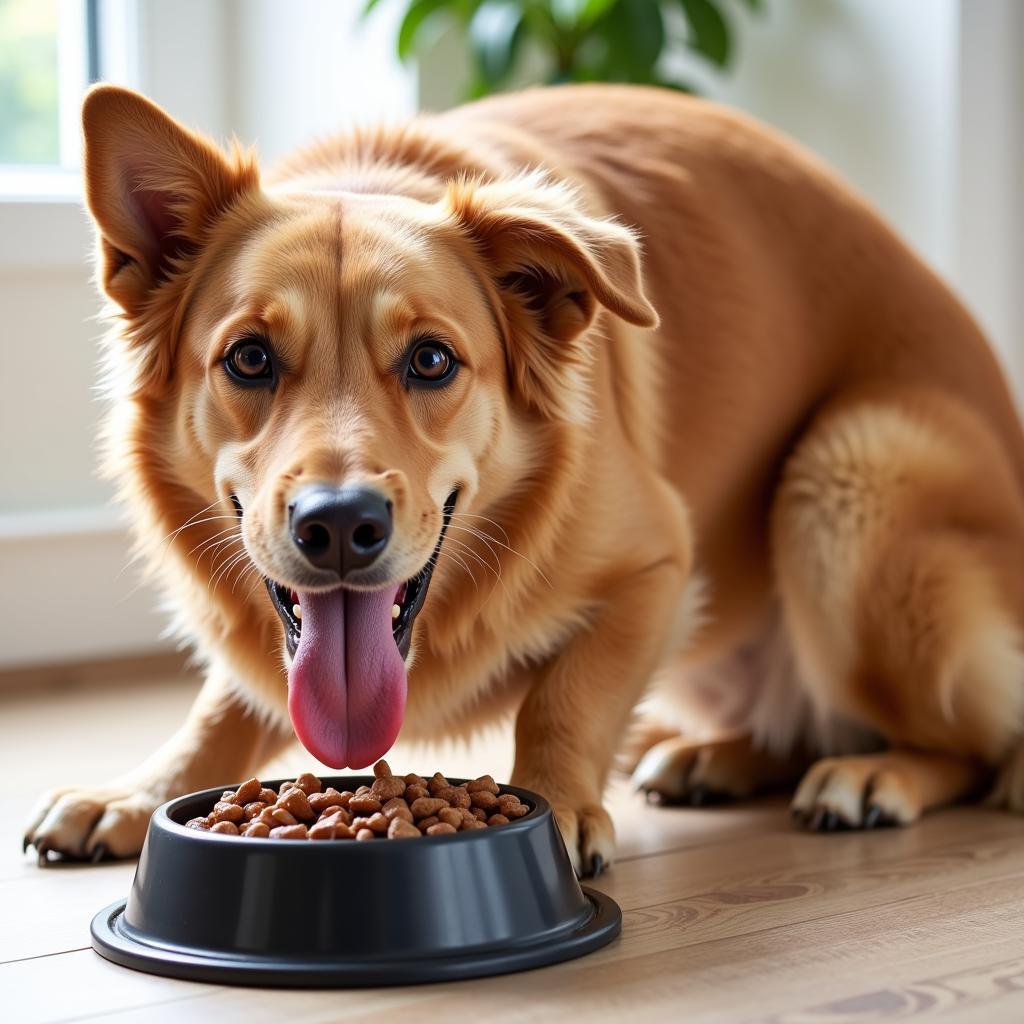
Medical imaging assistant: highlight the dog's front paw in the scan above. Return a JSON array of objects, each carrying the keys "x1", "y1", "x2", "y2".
[
  {"x1": 24, "y1": 785, "x2": 158, "y2": 864},
  {"x1": 549, "y1": 800, "x2": 615, "y2": 878}
]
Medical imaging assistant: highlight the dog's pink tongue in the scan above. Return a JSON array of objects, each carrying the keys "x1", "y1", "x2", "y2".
[{"x1": 287, "y1": 587, "x2": 406, "y2": 769}]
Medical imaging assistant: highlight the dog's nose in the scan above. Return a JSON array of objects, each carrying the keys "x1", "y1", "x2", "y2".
[{"x1": 289, "y1": 486, "x2": 392, "y2": 576}]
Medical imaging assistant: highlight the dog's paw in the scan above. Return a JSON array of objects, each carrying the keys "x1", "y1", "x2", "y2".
[
  {"x1": 24, "y1": 785, "x2": 157, "y2": 864},
  {"x1": 548, "y1": 801, "x2": 616, "y2": 878},
  {"x1": 633, "y1": 733, "x2": 800, "y2": 806},
  {"x1": 790, "y1": 755, "x2": 921, "y2": 831},
  {"x1": 986, "y1": 745, "x2": 1024, "y2": 812}
]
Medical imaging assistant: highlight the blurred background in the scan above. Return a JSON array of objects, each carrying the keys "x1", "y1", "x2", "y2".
[{"x1": 0, "y1": 0, "x2": 1022, "y2": 677}]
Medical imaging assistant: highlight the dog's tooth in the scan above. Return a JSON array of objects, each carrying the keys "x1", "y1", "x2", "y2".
[
  {"x1": 392, "y1": 604, "x2": 401, "y2": 620},
  {"x1": 292, "y1": 603, "x2": 302, "y2": 620}
]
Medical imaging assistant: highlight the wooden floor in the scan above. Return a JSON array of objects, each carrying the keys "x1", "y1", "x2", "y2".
[{"x1": 5, "y1": 669, "x2": 1024, "y2": 1023}]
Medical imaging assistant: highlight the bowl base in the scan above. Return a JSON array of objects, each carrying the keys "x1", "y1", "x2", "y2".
[{"x1": 91, "y1": 887, "x2": 620, "y2": 988}]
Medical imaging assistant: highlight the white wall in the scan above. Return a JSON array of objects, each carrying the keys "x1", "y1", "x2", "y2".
[{"x1": 0, "y1": 0, "x2": 1020, "y2": 668}]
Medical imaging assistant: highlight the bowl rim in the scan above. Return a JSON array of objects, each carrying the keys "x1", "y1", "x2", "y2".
[{"x1": 158, "y1": 776, "x2": 549, "y2": 848}]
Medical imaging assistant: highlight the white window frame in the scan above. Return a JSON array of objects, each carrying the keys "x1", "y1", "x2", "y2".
[{"x1": 0, "y1": 0, "x2": 231, "y2": 272}]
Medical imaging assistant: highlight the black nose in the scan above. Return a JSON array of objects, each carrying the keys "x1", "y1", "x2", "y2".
[{"x1": 289, "y1": 486, "x2": 392, "y2": 576}]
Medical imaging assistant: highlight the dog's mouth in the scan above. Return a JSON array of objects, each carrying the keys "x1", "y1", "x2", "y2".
[
  {"x1": 262, "y1": 491, "x2": 457, "y2": 770},
  {"x1": 265, "y1": 490, "x2": 457, "y2": 659}
]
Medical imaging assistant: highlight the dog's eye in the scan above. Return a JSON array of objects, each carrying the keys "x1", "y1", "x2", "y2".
[
  {"x1": 406, "y1": 339, "x2": 457, "y2": 386},
  {"x1": 225, "y1": 338, "x2": 274, "y2": 385}
]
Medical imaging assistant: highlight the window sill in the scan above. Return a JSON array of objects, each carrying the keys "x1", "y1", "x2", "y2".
[{"x1": 0, "y1": 190, "x2": 91, "y2": 273}]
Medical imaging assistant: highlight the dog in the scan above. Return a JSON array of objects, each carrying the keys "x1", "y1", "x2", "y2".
[{"x1": 25, "y1": 82, "x2": 1024, "y2": 876}]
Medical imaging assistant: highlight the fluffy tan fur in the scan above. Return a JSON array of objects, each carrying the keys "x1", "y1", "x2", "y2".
[{"x1": 25, "y1": 84, "x2": 1024, "y2": 871}]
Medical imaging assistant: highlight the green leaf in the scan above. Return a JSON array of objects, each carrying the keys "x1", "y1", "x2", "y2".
[
  {"x1": 595, "y1": 0, "x2": 666, "y2": 81},
  {"x1": 397, "y1": 0, "x2": 449, "y2": 60},
  {"x1": 580, "y1": 0, "x2": 618, "y2": 24},
  {"x1": 550, "y1": 0, "x2": 615, "y2": 31},
  {"x1": 361, "y1": 0, "x2": 388, "y2": 18},
  {"x1": 679, "y1": 0, "x2": 731, "y2": 67},
  {"x1": 469, "y1": 0, "x2": 525, "y2": 86},
  {"x1": 738, "y1": 0, "x2": 763, "y2": 10}
]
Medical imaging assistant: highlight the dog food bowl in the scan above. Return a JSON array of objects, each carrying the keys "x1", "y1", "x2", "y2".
[{"x1": 90, "y1": 777, "x2": 620, "y2": 987}]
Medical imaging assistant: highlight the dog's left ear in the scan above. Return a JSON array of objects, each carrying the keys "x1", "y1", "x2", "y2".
[{"x1": 446, "y1": 174, "x2": 658, "y2": 420}]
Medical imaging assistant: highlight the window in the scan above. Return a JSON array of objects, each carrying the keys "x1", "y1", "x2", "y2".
[{"x1": 0, "y1": 0, "x2": 95, "y2": 172}]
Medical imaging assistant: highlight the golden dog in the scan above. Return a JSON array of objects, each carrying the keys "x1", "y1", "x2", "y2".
[{"x1": 26, "y1": 83, "x2": 1024, "y2": 875}]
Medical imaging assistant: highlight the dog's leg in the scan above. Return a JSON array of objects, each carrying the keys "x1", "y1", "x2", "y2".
[
  {"x1": 633, "y1": 733, "x2": 809, "y2": 805},
  {"x1": 511, "y1": 558, "x2": 686, "y2": 876},
  {"x1": 772, "y1": 394, "x2": 1024, "y2": 830},
  {"x1": 24, "y1": 670, "x2": 291, "y2": 862}
]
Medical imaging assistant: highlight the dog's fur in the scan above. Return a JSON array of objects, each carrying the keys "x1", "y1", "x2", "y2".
[{"x1": 26, "y1": 84, "x2": 1024, "y2": 873}]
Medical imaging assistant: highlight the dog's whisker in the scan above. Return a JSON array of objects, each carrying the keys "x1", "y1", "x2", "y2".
[
  {"x1": 444, "y1": 523, "x2": 552, "y2": 587},
  {"x1": 210, "y1": 548, "x2": 251, "y2": 593},
  {"x1": 188, "y1": 526, "x2": 243, "y2": 561},
  {"x1": 438, "y1": 541, "x2": 480, "y2": 590},
  {"x1": 444, "y1": 534, "x2": 499, "y2": 579},
  {"x1": 113, "y1": 500, "x2": 227, "y2": 583},
  {"x1": 448, "y1": 511, "x2": 511, "y2": 545}
]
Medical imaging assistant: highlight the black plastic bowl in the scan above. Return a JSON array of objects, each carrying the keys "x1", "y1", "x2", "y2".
[{"x1": 90, "y1": 777, "x2": 620, "y2": 987}]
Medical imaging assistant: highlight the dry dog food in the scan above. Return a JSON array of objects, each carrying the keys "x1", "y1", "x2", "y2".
[{"x1": 185, "y1": 761, "x2": 529, "y2": 840}]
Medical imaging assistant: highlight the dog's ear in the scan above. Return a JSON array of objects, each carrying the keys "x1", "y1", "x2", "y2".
[
  {"x1": 446, "y1": 174, "x2": 658, "y2": 421},
  {"x1": 82, "y1": 85, "x2": 258, "y2": 315}
]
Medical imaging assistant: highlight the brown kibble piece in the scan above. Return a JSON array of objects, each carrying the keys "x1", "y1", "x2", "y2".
[
  {"x1": 418, "y1": 815, "x2": 440, "y2": 830},
  {"x1": 259, "y1": 787, "x2": 278, "y2": 805},
  {"x1": 388, "y1": 817, "x2": 421, "y2": 838},
  {"x1": 405, "y1": 784, "x2": 429, "y2": 802},
  {"x1": 470, "y1": 790, "x2": 498, "y2": 810},
  {"x1": 365, "y1": 812, "x2": 390, "y2": 835},
  {"x1": 373, "y1": 759, "x2": 392, "y2": 778},
  {"x1": 487, "y1": 814, "x2": 510, "y2": 826},
  {"x1": 210, "y1": 820, "x2": 239, "y2": 835},
  {"x1": 309, "y1": 816, "x2": 353, "y2": 840},
  {"x1": 308, "y1": 788, "x2": 346, "y2": 814},
  {"x1": 270, "y1": 824, "x2": 308, "y2": 839},
  {"x1": 221, "y1": 789, "x2": 238, "y2": 803},
  {"x1": 277, "y1": 787, "x2": 315, "y2": 822},
  {"x1": 427, "y1": 772, "x2": 450, "y2": 795},
  {"x1": 370, "y1": 777, "x2": 406, "y2": 801},
  {"x1": 233, "y1": 778, "x2": 262, "y2": 805},
  {"x1": 410, "y1": 797, "x2": 448, "y2": 820},
  {"x1": 211, "y1": 802, "x2": 245, "y2": 824},
  {"x1": 462, "y1": 819, "x2": 487, "y2": 830},
  {"x1": 355, "y1": 828, "x2": 376, "y2": 841},
  {"x1": 349, "y1": 795, "x2": 383, "y2": 815},
  {"x1": 381, "y1": 797, "x2": 413, "y2": 821},
  {"x1": 242, "y1": 801, "x2": 267, "y2": 821},
  {"x1": 186, "y1": 816, "x2": 210, "y2": 830},
  {"x1": 471, "y1": 806, "x2": 488, "y2": 821},
  {"x1": 467, "y1": 775, "x2": 500, "y2": 796},
  {"x1": 241, "y1": 821, "x2": 270, "y2": 838},
  {"x1": 437, "y1": 808, "x2": 463, "y2": 828},
  {"x1": 293, "y1": 772, "x2": 322, "y2": 795},
  {"x1": 497, "y1": 794, "x2": 528, "y2": 818},
  {"x1": 436, "y1": 786, "x2": 471, "y2": 809},
  {"x1": 426, "y1": 822, "x2": 457, "y2": 836},
  {"x1": 268, "y1": 807, "x2": 298, "y2": 827},
  {"x1": 403, "y1": 773, "x2": 426, "y2": 787},
  {"x1": 319, "y1": 806, "x2": 352, "y2": 826}
]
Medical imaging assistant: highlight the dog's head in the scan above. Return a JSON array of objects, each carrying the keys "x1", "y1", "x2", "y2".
[{"x1": 83, "y1": 86, "x2": 656, "y2": 768}]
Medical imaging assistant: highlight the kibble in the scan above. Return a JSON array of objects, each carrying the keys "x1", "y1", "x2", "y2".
[{"x1": 190, "y1": 763, "x2": 530, "y2": 841}]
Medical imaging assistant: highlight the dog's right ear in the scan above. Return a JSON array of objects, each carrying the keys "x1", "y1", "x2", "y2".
[{"x1": 82, "y1": 85, "x2": 258, "y2": 315}]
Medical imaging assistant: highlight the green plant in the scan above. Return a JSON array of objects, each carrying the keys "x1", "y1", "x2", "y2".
[{"x1": 363, "y1": 0, "x2": 762, "y2": 98}]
